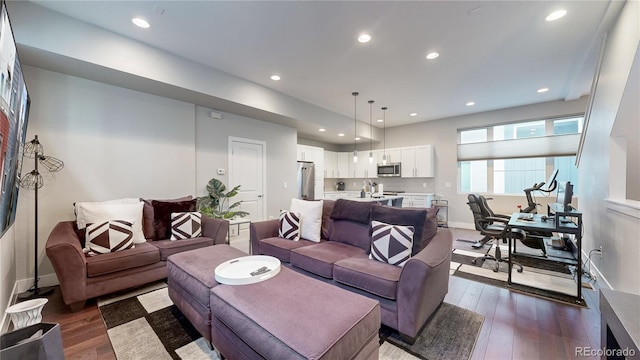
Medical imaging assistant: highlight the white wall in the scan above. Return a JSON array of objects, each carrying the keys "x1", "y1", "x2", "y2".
[
  {"x1": 194, "y1": 107, "x2": 298, "y2": 220},
  {"x1": 15, "y1": 66, "x2": 197, "y2": 291},
  {"x1": 577, "y1": 1, "x2": 639, "y2": 294}
]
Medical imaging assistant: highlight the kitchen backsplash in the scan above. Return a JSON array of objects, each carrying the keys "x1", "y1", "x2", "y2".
[{"x1": 324, "y1": 177, "x2": 436, "y2": 193}]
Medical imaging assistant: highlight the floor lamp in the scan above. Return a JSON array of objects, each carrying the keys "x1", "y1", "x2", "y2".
[{"x1": 17, "y1": 135, "x2": 64, "y2": 300}]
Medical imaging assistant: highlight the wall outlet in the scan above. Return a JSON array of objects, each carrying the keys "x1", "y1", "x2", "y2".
[
  {"x1": 590, "y1": 271, "x2": 597, "y2": 281},
  {"x1": 423, "y1": 182, "x2": 427, "y2": 188},
  {"x1": 599, "y1": 245, "x2": 603, "y2": 258},
  {"x1": 217, "y1": 168, "x2": 225, "y2": 175},
  {"x1": 445, "y1": 182, "x2": 452, "y2": 188},
  {"x1": 283, "y1": 182, "x2": 287, "y2": 189}
]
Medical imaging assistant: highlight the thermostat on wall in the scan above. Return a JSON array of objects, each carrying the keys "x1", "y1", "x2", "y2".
[{"x1": 217, "y1": 169, "x2": 225, "y2": 175}]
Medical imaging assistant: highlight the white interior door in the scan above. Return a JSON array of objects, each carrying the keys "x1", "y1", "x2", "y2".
[{"x1": 229, "y1": 137, "x2": 265, "y2": 221}]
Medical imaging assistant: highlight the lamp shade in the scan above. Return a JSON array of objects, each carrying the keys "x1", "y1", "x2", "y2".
[
  {"x1": 19, "y1": 171, "x2": 44, "y2": 190},
  {"x1": 39, "y1": 156, "x2": 64, "y2": 173},
  {"x1": 22, "y1": 137, "x2": 43, "y2": 159}
]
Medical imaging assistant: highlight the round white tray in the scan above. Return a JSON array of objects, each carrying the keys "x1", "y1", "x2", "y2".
[{"x1": 215, "y1": 255, "x2": 281, "y2": 285}]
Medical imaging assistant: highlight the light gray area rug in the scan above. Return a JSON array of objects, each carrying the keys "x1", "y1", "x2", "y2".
[{"x1": 99, "y1": 282, "x2": 484, "y2": 360}]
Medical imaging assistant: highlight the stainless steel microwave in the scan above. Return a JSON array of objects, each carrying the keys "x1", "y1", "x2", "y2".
[{"x1": 377, "y1": 163, "x2": 401, "y2": 177}]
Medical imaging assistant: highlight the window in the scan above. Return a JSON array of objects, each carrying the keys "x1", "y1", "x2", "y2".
[{"x1": 458, "y1": 116, "x2": 583, "y2": 195}]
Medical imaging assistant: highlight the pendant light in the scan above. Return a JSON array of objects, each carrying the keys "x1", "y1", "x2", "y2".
[
  {"x1": 352, "y1": 91, "x2": 359, "y2": 163},
  {"x1": 382, "y1": 107, "x2": 388, "y2": 165},
  {"x1": 368, "y1": 100, "x2": 374, "y2": 164}
]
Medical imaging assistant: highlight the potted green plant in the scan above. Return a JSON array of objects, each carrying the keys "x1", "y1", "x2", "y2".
[{"x1": 197, "y1": 178, "x2": 249, "y2": 219}]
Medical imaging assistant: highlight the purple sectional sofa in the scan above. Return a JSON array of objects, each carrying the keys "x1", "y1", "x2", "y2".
[
  {"x1": 46, "y1": 200, "x2": 229, "y2": 311},
  {"x1": 251, "y1": 199, "x2": 453, "y2": 343}
]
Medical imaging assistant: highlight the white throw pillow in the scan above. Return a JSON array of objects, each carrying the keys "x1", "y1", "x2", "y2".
[
  {"x1": 170, "y1": 212, "x2": 202, "y2": 240},
  {"x1": 76, "y1": 201, "x2": 146, "y2": 244},
  {"x1": 369, "y1": 220, "x2": 414, "y2": 267},
  {"x1": 86, "y1": 220, "x2": 135, "y2": 254},
  {"x1": 290, "y1": 198, "x2": 323, "y2": 242},
  {"x1": 75, "y1": 198, "x2": 140, "y2": 228}
]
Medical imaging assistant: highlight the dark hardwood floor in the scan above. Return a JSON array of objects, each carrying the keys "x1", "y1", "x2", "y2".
[{"x1": 37, "y1": 228, "x2": 602, "y2": 360}]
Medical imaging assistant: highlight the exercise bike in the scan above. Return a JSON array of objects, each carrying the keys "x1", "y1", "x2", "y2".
[{"x1": 520, "y1": 169, "x2": 558, "y2": 213}]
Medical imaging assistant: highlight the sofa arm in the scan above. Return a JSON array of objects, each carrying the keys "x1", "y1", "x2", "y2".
[
  {"x1": 45, "y1": 221, "x2": 88, "y2": 306},
  {"x1": 201, "y1": 216, "x2": 229, "y2": 245},
  {"x1": 250, "y1": 219, "x2": 279, "y2": 255},
  {"x1": 396, "y1": 227, "x2": 453, "y2": 341}
]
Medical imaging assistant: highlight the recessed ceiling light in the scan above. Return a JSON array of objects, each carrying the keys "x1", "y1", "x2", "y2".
[
  {"x1": 377, "y1": 118, "x2": 384, "y2": 123},
  {"x1": 410, "y1": 113, "x2": 418, "y2": 117},
  {"x1": 338, "y1": 133, "x2": 345, "y2": 137},
  {"x1": 358, "y1": 34, "x2": 371, "y2": 43},
  {"x1": 546, "y1": 10, "x2": 567, "y2": 21},
  {"x1": 537, "y1": 87, "x2": 549, "y2": 93},
  {"x1": 466, "y1": 101, "x2": 476, "y2": 106},
  {"x1": 318, "y1": 128, "x2": 326, "y2": 132},
  {"x1": 355, "y1": 137, "x2": 361, "y2": 141},
  {"x1": 132, "y1": 17, "x2": 150, "y2": 28},
  {"x1": 426, "y1": 52, "x2": 440, "y2": 60},
  {"x1": 270, "y1": 75, "x2": 281, "y2": 81}
]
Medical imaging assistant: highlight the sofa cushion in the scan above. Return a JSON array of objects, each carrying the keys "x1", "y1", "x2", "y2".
[
  {"x1": 329, "y1": 220, "x2": 371, "y2": 252},
  {"x1": 85, "y1": 242, "x2": 160, "y2": 277},
  {"x1": 321, "y1": 200, "x2": 335, "y2": 240},
  {"x1": 278, "y1": 211, "x2": 300, "y2": 241},
  {"x1": 142, "y1": 196, "x2": 193, "y2": 239},
  {"x1": 333, "y1": 255, "x2": 402, "y2": 300},
  {"x1": 371, "y1": 205, "x2": 427, "y2": 256},
  {"x1": 170, "y1": 212, "x2": 202, "y2": 240},
  {"x1": 259, "y1": 237, "x2": 318, "y2": 263},
  {"x1": 290, "y1": 199, "x2": 323, "y2": 242},
  {"x1": 330, "y1": 199, "x2": 373, "y2": 224},
  {"x1": 290, "y1": 242, "x2": 366, "y2": 278},
  {"x1": 151, "y1": 199, "x2": 197, "y2": 240},
  {"x1": 150, "y1": 237, "x2": 214, "y2": 260},
  {"x1": 420, "y1": 207, "x2": 439, "y2": 249},
  {"x1": 369, "y1": 220, "x2": 414, "y2": 267},
  {"x1": 85, "y1": 220, "x2": 135, "y2": 254}
]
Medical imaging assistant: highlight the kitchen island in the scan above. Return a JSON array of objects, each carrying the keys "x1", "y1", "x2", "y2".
[{"x1": 341, "y1": 195, "x2": 404, "y2": 207}]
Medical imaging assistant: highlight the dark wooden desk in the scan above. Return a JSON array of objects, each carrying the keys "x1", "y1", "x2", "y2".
[
  {"x1": 599, "y1": 289, "x2": 640, "y2": 359},
  {"x1": 506, "y1": 209, "x2": 584, "y2": 305}
]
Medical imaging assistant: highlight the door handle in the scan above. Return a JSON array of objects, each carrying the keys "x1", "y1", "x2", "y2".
[{"x1": 257, "y1": 195, "x2": 263, "y2": 198}]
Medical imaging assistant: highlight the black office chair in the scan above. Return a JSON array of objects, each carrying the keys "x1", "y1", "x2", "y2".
[{"x1": 467, "y1": 193, "x2": 523, "y2": 272}]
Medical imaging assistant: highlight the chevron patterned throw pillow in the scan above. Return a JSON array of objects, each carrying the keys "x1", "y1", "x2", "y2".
[
  {"x1": 278, "y1": 210, "x2": 300, "y2": 241},
  {"x1": 86, "y1": 220, "x2": 135, "y2": 254},
  {"x1": 369, "y1": 220, "x2": 414, "y2": 267},
  {"x1": 170, "y1": 212, "x2": 202, "y2": 240}
]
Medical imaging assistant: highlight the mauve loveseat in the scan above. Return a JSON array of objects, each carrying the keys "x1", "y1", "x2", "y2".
[
  {"x1": 46, "y1": 198, "x2": 229, "y2": 311},
  {"x1": 251, "y1": 199, "x2": 453, "y2": 343}
]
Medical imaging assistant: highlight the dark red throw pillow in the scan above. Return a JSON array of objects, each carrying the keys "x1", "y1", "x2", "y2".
[
  {"x1": 151, "y1": 199, "x2": 196, "y2": 240},
  {"x1": 141, "y1": 196, "x2": 192, "y2": 239}
]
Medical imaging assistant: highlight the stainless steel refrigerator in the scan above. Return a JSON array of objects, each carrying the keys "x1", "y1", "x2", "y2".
[{"x1": 297, "y1": 161, "x2": 315, "y2": 200}]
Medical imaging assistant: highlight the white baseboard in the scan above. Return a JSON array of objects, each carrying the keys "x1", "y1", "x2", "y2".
[
  {"x1": 447, "y1": 222, "x2": 475, "y2": 230},
  {"x1": 15, "y1": 273, "x2": 59, "y2": 294}
]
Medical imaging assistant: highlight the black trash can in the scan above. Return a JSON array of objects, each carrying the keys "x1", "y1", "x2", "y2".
[{"x1": 0, "y1": 322, "x2": 64, "y2": 360}]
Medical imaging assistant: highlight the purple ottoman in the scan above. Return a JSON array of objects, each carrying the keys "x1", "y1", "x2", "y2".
[
  {"x1": 210, "y1": 266, "x2": 380, "y2": 359},
  {"x1": 167, "y1": 244, "x2": 247, "y2": 343}
]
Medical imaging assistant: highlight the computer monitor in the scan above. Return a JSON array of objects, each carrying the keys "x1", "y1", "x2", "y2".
[{"x1": 556, "y1": 181, "x2": 574, "y2": 211}]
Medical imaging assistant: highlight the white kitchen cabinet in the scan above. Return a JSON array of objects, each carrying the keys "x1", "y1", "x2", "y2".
[
  {"x1": 402, "y1": 193, "x2": 434, "y2": 208},
  {"x1": 377, "y1": 148, "x2": 402, "y2": 164},
  {"x1": 324, "y1": 151, "x2": 338, "y2": 178},
  {"x1": 400, "y1": 145, "x2": 434, "y2": 178},
  {"x1": 336, "y1": 152, "x2": 350, "y2": 178}
]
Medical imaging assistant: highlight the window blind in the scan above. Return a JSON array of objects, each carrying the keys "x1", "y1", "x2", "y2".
[{"x1": 457, "y1": 133, "x2": 580, "y2": 161}]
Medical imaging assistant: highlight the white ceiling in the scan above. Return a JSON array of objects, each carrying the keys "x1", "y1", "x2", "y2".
[{"x1": 28, "y1": 1, "x2": 617, "y2": 143}]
